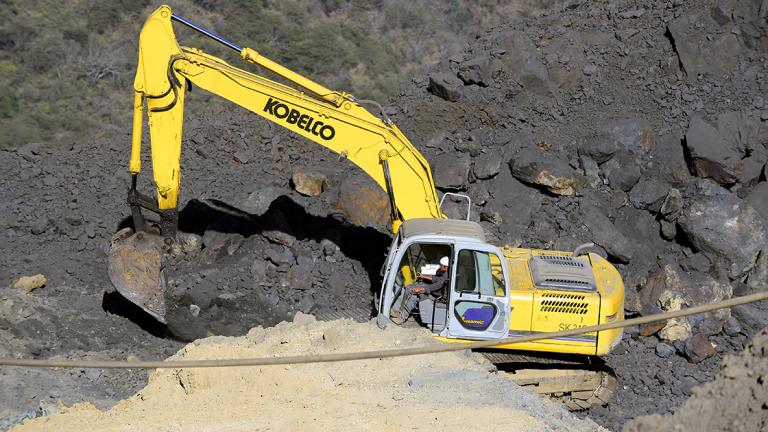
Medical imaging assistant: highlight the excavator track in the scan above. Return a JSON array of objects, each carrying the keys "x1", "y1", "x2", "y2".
[
  {"x1": 315, "y1": 308, "x2": 616, "y2": 410},
  {"x1": 480, "y1": 350, "x2": 617, "y2": 410}
]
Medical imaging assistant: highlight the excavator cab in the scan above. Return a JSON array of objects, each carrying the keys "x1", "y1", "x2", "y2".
[{"x1": 378, "y1": 218, "x2": 511, "y2": 341}]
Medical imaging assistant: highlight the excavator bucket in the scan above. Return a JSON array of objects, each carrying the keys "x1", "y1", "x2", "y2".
[{"x1": 107, "y1": 228, "x2": 168, "y2": 323}]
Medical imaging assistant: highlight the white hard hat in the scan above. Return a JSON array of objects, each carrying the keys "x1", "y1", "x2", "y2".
[{"x1": 439, "y1": 256, "x2": 450, "y2": 266}]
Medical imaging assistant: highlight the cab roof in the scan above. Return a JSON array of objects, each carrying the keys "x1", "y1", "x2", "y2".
[{"x1": 399, "y1": 218, "x2": 486, "y2": 243}]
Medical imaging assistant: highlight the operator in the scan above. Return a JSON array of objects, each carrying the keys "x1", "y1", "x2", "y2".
[{"x1": 391, "y1": 256, "x2": 450, "y2": 324}]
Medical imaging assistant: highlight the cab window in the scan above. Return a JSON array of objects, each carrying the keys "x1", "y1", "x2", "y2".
[
  {"x1": 454, "y1": 250, "x2": 506, "y2": 297},
  {"x1": 396, "y1": 243, "x2": 452, "y2": 287}
]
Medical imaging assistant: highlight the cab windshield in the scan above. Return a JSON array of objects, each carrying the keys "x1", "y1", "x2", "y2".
[{"x1": 454, "y1": 249, "x2": 506, "y2": 297}]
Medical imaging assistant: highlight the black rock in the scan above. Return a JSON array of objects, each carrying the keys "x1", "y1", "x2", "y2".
[
  {"x1": 486, "y1": 169, "x2": 542, "y2": 241},
  {"x1": 509, "y1": 144, "x2": 582, "y2": 196},
  {"x1": 629, "y1": 178, "x2": 669, "y2": 213},
  {"x1": 660, "y1": 188, "x2": 683, "y2": 221},
  {"x1": 578, "y1": 133, "x2": 621, "y2": 164},
  {"x1": 732, "y1": 304, "x2": 768, "y2": 335},
  {"x1": 660, "y1": 220, "x2": 677, "y2": 240},
  {"x1": 603, "y1": 119, "x2": 654, "y2": 155},
  {"x1": 680, "y1": 253, "x2": 711, "y2": 273},
  {"x1": 457, "y1": 55, "x2": 503, "y2": 87},
  {"x1": 722, "y1": 316, "x2": 742, "y2": 337},
  {"x1": 668, "y1": 12, "x2": 741, "y2": 79},
  {"x1": 473, "y1": 153, "x2": 502, "y2": 180},
  {"x1": 744, "y1": 182, "x2": 768, "y2": 223},
  {"x1": 428, "y1": 73, "x2": 463, "y2": 102},
  {"x1": 432, "y1": 153, "x2": 471, "y2": 191},
  {"x1": 684, "y1": 116, "x2": 742, "y2": 185},
  {"x1": 602, "y1": 152, "x2": 641, "y2": 192},
  {"x1": 573, "y1": 202, "x2": 634, "y2": 263},
  {"x1": 495, "y1": 30, "x2": 552, "y2": 96},
  {"x1": 678, "y1": 180, "x2": 767, "y2": 279},
  {"x1": 654, "y1": 136, "x2": 692, "y2": 188},
  {"x1": 655, "y1": 342, "x2": 676, "y2": 358},
  {"x1": 29, "y1": 218, "x2": 49, "y2": 235}
]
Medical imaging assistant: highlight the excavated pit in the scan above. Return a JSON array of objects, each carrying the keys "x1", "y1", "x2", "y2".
[{"x1": 112, "y1": 196, "x2": 392, "y2": 341}]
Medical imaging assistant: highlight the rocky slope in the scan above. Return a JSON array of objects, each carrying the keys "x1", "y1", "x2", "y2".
[
  {"x1": 623, "y1": 327, "x2": 768, "y2": 431},
  {"x1": 1, "y1": 0, "x2": 767, "y2": 430}
]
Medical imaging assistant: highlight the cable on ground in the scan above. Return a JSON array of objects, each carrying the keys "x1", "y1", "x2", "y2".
[{"x1": 0, "y1": 291, "x2": 765, "y2": 369}]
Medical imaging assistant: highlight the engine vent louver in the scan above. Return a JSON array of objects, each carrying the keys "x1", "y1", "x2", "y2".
[
  {"x1": 529, "y1": 255, "x2": 597, "y2": 292},
  {"x1": 539, "y1": 292, "x2": 589, "y2": 314},
  {"x1": 538, "y1": 255, "x2": 585, "y2": 268}
]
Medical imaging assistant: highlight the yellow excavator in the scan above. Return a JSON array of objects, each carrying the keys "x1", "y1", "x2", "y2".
[{"x1": 110, "y1": 5, "x2": 625, "y2": 409}]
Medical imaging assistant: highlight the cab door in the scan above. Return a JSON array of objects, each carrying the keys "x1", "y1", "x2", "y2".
[{"x1": 447, "y1": 245, "x2": 511, "y2": 340}]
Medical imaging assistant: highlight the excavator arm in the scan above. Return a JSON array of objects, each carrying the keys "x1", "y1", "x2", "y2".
[
  {"x1": 129, "y1": 5, "x2": 443, "y2": 237},
  {"x1": 110, "y1": 5, "x2": 444, "y2": 322}
]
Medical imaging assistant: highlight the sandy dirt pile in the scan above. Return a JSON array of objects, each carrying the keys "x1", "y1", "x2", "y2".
[
  {"x1": 623, "y1": 327, "x2": 768, "y2": 431},
  {"x1": 11, "y1": 314, "x2": 601, "y2": 432}
]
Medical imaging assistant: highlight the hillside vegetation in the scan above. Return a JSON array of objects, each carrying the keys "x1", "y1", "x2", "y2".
[{"x1": 0, "y1": 0, "x2": 553, "y2": 149}]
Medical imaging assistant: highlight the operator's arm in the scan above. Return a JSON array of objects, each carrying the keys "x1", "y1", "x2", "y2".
[{"x1": 410, "y1": 271, "x2": 447, "y2": 295}]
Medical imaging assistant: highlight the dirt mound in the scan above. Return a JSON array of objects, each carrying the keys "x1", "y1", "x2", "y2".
[
  {"x1": 623, "y1": 327, "x2": 768, "y2": 431},
  {"x1": 10, "y1": 315, "x2": 603, "y2": 432}
]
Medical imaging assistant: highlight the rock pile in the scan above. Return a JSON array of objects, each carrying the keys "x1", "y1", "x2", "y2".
[
  {"x1": 390, "y1": 0, "x2": 768, "y2": 353},
  {"x1": 623, "y1": 327, "x2": 768, "y2": 432}
]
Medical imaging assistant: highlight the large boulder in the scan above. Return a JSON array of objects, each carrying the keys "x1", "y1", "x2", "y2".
[
  {"x1": 601, "y1": 152, "x2": 642, "y2": 192},
  {"x1": 494, "y1": 30, "x2": 552, "y2": 96},
  {"x1": 603, "y1": 119, "x2": 654, "y2": 155},
  {"x1": 649, "y1": 134, "x2": 692, "y2": 188},
  {"x1": 716, "y1": 111, "x2": 764, "y2": 157},
  {"x1": 473, "y1": 153, "x2": 502, "y2": 180},
  {"x1": 640, "y1": 265, "x2": 733, "y2": 342},
  {"x1": 432, "y1": 153, "x2": 472, "y2": 191},
  {"x1": 335, "y1": 172, "x2": 390, "y2": 230},
  {"x1": 629, "y1": 178, "x2": 670, "y2": 213},
  {"x1": 668, "y1": 11, "x2": 742, "y2": 78},
  {"x1": 291, "y1": 170, "x2": 327, "y2": 197},
  {"x1": 428, "y1": 73, "x2": 463, "y2": 102},
  {"x1": 508, "y1": 144, "x2": 582, "y2": 196},
  {"x1": 485, "y1": 169, "x2": 543, "y2": 242},
  {"x1": 578, "y1": 133, "x2": 621, "y2": 164},
  {"x1": 613, "y1": 206, "x2": 666, "y2": 287},
  {"x1": 684, "y1": 116, "x2": 743, "y2": 185},
  {"x1": 571, "y1": 202, "x2": 634, "y2": 263},
  {"x1": 745, "y1": 182, "x2": 768, "y2": 222},
  {"x1": 678, "y1": 180, "x2": 768, "y2": 279},
  {"x1": 457, "y1": 55, "x2": 504, "y2": 87}
]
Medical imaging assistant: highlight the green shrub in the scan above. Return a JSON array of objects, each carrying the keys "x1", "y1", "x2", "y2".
[
  {"x1": 0, "y1": 60, "x2": 16, "y2": 76},
  {"x1": 0, "y1": 90, "x2": 18, "y2": 118},
  {"x1": 87, "y1": 0, "x2": 150, "y2": 33},
  {"x1": 63, "y1": 27, "x2": 89, "y2": 45}
]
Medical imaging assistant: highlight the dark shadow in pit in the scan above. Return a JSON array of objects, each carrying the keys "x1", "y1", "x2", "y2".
[
  {"x1": 107, "y1": 195, "x2": 391, "y2": 331},
  {"x1": 101, "y1": 291, "x2": 177, "y2": 339},
  {"x1": 176, "y1": 195, "x2": 392, "y2": 299}
]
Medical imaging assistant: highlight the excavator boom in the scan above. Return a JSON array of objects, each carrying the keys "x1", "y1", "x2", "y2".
[{"x1": 131, "y1": 6, "x2": 443, "y2": 231}]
